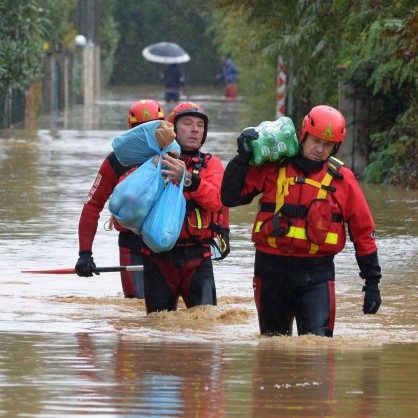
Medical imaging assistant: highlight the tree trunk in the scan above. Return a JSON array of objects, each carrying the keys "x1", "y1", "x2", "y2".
[{"x1": 3, "y1": 87, "x2": 12, "y2": 129}]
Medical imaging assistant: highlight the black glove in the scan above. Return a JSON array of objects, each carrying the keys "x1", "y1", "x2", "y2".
[
  {"x1": 236, "y1": 128, "x2": 258, "y2": 164},
  {"x1": 219, "y1": 228, "x2": 230, "y2": 260},
  {"x1": 362, "y1": 282, "x2": 381, "y2": 314},
  {"x1": 75, "y1": 251, "x2": 98, "y2": 277}
]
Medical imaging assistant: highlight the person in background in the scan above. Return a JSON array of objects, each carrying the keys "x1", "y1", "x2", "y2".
[
  {"x1": 221, "y1": 105, "x2": 382, "y2": 337},
  {"x1": 217, "y1": 55, "x2": 238, "y2": 101},
  {"x1": 75, "y1": 99, "x2": 166, "y2": 299},
  {"x1": 162, "y1": 63, "x2": 185, "y2": 104},
  {"x1": 141, "y1": 101, "x2": 230, "y2": 314}
]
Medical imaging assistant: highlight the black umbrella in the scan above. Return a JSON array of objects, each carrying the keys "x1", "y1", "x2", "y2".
[{"x1": 142, "y1": 42, "x2": 191, "y2": 64}]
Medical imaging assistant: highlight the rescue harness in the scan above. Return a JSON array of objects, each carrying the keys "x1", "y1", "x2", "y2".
[
  {"x1": 178, "y1": 153, "x2": 228, "y2": 258},
  {"x1": 256, "y1": 156, "x2": 345, "y2": 254}
]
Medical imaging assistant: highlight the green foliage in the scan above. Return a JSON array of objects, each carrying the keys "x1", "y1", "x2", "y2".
[
  {"x1": 342, "y1": 1, "x2": 417, "y2": 188},
  {"x1": 0, "y1": 0, "x2": 53, "y2": 93},
  {"x1": 99, "y1": 0, "x2": 121, "y2": 84},
  {"x1": 208, "y1": 0, "x2": 418, "y2": 188},
  {"x1": 208, "y1": 0, "x2": 345, "y2": 125},
  {"x1": 46, "y1": 0, "x2": 78, "y2": 50},
  {"x1": 208, "y1": 7, "x2": 277, "y2": 125},
  {"x1": 0, "y1": 0, "x2": 79, "y2": 92},
  {"x1": 365, "y1": 107, "x2": 417, "y2": 188}
]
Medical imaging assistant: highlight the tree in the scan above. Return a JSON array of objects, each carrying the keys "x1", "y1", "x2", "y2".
[
  {"x1": 99, "y1": 0, "x2": 121, "y2": 85},
  {"x1": 209, "y1": 0, "x2": 348, "y2": 123},
  {"x1": 0, "y1": 0, "x2": 52, "y2": 127},
  {"x1": 341, "y1": 2, "x2": 417, "y2": 187},
  {"x1": 208, "y1": 0, "x2": 417, "y2": 188}
]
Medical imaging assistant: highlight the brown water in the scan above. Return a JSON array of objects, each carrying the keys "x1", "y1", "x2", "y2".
[{"x1": 0, "y1": 86, "x2": 417, "y2": 417}]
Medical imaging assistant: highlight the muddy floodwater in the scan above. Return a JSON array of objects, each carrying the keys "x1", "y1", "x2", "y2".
[{"x1": 1, "y1": 86, "x2": 417, "y2": 417}]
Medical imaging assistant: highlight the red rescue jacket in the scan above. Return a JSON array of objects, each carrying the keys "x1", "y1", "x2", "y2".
[
  {"x1": 176, "y1": 152, "x2": 226, "y2": 246},
  {"x1": 78, "y1": 152, "x2": 135, "y2": 252},
  {"x1": 222, "y1": 156, "x2": 378, "y2": 258}
]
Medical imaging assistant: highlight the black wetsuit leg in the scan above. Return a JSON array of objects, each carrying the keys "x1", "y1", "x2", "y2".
[
  {"x1": 183, "y1": 256, "x2": 216, "y2": 308},
  {"x1": 254, "y1": 251, "x2": 335, "y2": 337},
  {"x1": 253, "y1": 275, "x2": 295, "y2": 336},
  {"x1": 295, "y1": 280, "x2": 335, "y2": 337},
  {"x1": 143, "y1": 246, "x2": 216, "y2": 313},
  {"x1": 143, "y1": 255, "x2": 179, "y2": 314}
]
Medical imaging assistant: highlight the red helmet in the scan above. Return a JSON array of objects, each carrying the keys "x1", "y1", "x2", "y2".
[
  {"x1": 168, "y1": 101, "x2": 209, "y2": 145},
  {"x1": 128, "y1": 100, "x2": 165, "y2": 129},
  {"x1": 299, "y1": 105, "x2": 346, "y2": 154}
]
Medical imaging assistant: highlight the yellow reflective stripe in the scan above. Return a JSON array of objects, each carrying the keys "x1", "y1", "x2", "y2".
[
  {"x1": 302, "y1": 178, "x2": 323, "y2": 189},
  {"x1": 275, "y1": 167, "x2": 288, "y2": 212},
  {"x1": 317, "y1": 172, "x2": 333, "y2": 199},
  {"x1": 255, "y1": 221, "x2": 263, "y2": 233},
  {"x1": 266, "y1": 167, "x2": 289, "y2": 248},
  {"x1": 283, "y1": 226, "x2": 338, "y2": 244},
  {"x1": 325, "y1": 232, "x2": 338, "y2": 244},
  {"x1": 330, "y1": 156, "x2": 344, "y2": 166},
  {"x1": 286, "y1": 226, "x2": 306, "y2": 239},
  {"x1": 194, "y1": 209, "x2": 202, "y2": 229}
]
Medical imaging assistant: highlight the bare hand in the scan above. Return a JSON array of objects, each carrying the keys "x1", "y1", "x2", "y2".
[{"x1": 161, "y1": 154, "x2": 186, "y2": 183}]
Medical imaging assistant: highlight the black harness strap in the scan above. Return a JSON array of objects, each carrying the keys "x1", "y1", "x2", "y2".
[{"x1": 259, "y1": 202, "x2": 342, "y2": 223}]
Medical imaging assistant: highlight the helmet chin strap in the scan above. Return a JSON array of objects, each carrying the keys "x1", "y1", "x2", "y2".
[{"x1": 330, "y1": 143, "x2": 339, "y2": 156}]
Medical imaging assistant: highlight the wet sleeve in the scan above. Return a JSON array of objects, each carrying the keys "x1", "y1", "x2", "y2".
[
  {"x1": 221, "y1": 205, "x2": 230, "y2": 229},
  {"x1": 78, "y1": 156, "x2": 119, "y2": 252},
  {"x1": 356, "y1": 251, "x2": 382, "y2": 284},
  {"x1": 221, "y1": 156, "x2": 260, "y2": 207},
  {"x1": 338, "y1": 168, "x2": 379, "y2": 257}
]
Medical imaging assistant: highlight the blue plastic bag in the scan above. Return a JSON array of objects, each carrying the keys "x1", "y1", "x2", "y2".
[
  {"x1": 112, "y1": 120, "x2": 181, "y2": 166},
  {"x1": 108, "y1": 156, "x2": 165, "y2": 234},
  {"x1": 141, "y1": 172, "x2": 186, "y2": 253}
]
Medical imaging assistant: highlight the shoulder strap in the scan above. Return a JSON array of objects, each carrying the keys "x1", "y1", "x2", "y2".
[
  {"x1": 187, "y1": 153, "x2": 223, "y2": 236},
  {"x1": 275, "y1": 157, "x2": 345, "y2": 201},
  {"x1": 329, "y1": 156, "x2": 344, "y2": 167},
  {"x1": 108, "y1": 151, "x2": 135, "y2": 178},
  {"x1": 316, "y1": 156, "x2": 344, "y2": 198},
  {"x1": 191, "y1": 153, "x2": 212, "y2": 175}
]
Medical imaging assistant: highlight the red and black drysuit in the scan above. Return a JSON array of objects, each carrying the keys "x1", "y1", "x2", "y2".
[
  {"x1": 78, "y1": 151, "x2": 144, "y2": 298},
  {"x1": 221, "y1": 154, "x2": 381, "y2": 337},
  {"x1": 142, "y1": 151, "x2": 228, "y2": 314}
]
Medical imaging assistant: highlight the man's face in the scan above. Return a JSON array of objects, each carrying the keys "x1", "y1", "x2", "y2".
[
  {"x1": 175, "y1": 115, "x2": 205, "y2": 151},
  {"x1": 302, "y1": 134, "x2": 335, "y2": 161}
]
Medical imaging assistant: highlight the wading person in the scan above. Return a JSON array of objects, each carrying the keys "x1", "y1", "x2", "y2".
[
  {"x1": 142, "y1": 101, "x2": 230, "y2": 314},
  {"x1": 161, "y1": 63, "x2": 185, "y2": 104},
  {"x1": 75, "y1": 99, "x2": 166, "y2": 298},
  {"x1": 221, "y1": 105, "x2": 382, "y2": 337},
  {"x1": 216, "y1": 55, "x2": 238, "y2": 101}
]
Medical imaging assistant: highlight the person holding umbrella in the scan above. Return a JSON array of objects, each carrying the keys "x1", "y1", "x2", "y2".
[
  {"x1": 142, "y1": 42, "x2": 191, "y2": 105},
  {"x1": 75, "y1": 99, "x2": 166, "y2": 299},
  {"x1": 161, "y1": 63, "x2": 185, "y2": 104}
]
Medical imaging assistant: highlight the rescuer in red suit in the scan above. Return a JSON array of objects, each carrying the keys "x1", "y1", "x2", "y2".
[
  {"x1": 75, "y1": 100, "x2": 165, "y2": 298},
  {"x1": 221, "y1": 105, "x2": 382, "y2": 337}
]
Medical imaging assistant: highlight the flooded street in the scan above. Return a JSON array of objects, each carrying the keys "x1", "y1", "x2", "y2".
[{"x1": 1, "y1": 86, "x2": 418, "y2": 417}]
